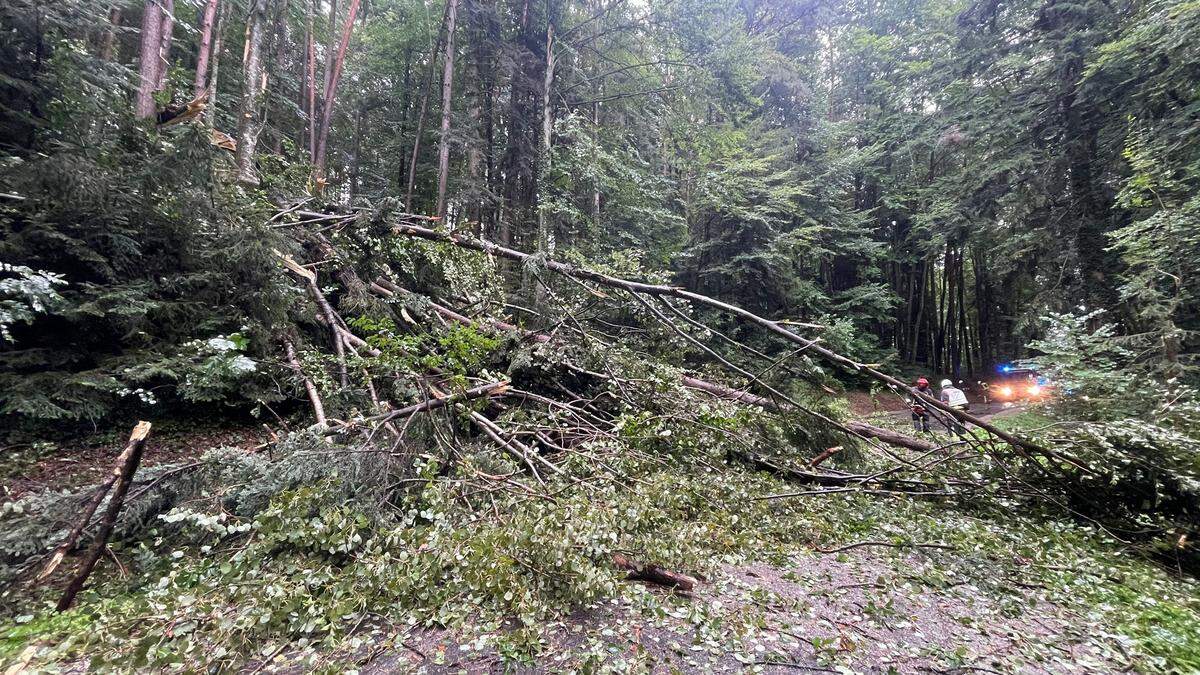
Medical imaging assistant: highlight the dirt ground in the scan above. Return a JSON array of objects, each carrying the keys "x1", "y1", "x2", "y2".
[{"x1": 0, "y1": 421, "x2": 270, "y2": 500}]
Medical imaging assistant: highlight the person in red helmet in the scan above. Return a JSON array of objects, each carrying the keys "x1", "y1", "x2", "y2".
[{"x1": 907, "y1": 377, "x2": 932, "y2": 433}]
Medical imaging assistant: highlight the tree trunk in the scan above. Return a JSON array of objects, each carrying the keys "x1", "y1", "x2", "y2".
[
  {"x1": 153, "y1": 0, "x2": 175, "y2": 92},
  {"x1": 205, "y1": 1, "x2": 227, "y2": 127},
  {"x1": 349, "y1": 104, "x2": 366, "y2": 200},
  {"x1": 320, "y1": 0, "x2": 340, "y2": 118},
  {"x1": 56, "y1": 423, "x2": 152, "y2": 612},
  {"x1": 405, "y1": 5, "x2": 450, "y2": 211},
  {"x1": 193, "y1": 0, "x2": 220, "y2": 96},
  {"x1": 134, "y1": 0, "x2": 165, "y2": 119},
  {"x1": 395, "y1": 47, "x2": 413, "y2": 193},
  {"x1": 234, "y1": 0, "x2": 269, "y2": 184},
  {"x1": 535, "y1": 20, "x2": 556, "y2": 252},
  {"x1": 313, "y1": 0, "x2": 362, "y2": 182},
  {"x1": 268, "y1": 0, "x2": 291, "y2": 154},
  {"x1": 434, "y1": 0, "x2": 459, "y2": 221},
  {"x1": 305, "y1": 0, "x2": 316, "y2": 159}
]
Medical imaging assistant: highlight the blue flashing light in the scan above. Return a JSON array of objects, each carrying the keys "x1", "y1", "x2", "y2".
[{"x1": 998, "y1": 364, "x2": 1013, "y2": 373}]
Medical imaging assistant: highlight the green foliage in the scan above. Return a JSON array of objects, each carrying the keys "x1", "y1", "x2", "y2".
[{"x1": 1023, "y1": 311, "x2": 1200, "y2": 539}]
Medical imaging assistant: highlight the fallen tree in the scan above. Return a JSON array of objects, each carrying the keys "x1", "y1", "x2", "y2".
[
  {"x1": 383, "y1": 218, "x2": 1057, "y2": 460},
  {"x1": 368, "y1": 277, "x2": 941, "y2": 455}
]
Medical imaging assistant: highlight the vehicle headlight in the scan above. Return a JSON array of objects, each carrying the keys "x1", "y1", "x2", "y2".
[
  {"x1": 1000, "y1": 386, "x2": 1013, "y2": 398},
  {"x1": 1028, "y1": 385, "x2": 1041, "y2": 396}
]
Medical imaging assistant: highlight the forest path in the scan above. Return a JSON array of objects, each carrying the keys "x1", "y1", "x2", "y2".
[{"x1": 308, "y1": 546, "x2": 1126, "y2": 674}]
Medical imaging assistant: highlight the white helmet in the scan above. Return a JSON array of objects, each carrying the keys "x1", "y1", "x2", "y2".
[{"x1": 940, "y1": 379, "x2": 953, "y2": 388}]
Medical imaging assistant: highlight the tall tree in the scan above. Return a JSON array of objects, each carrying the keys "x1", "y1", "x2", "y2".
[
  {"x1": 134, "y1": 0, "x2": 165, "y2": 118},
  {"x1": 435, "y1": 0, "x2": 460, "y2": 219},
  {"x1": 234, "y1": 0, "x2": 270, "y2": 183},
  {"x1": 313, "y1": 0, "x2": 363, "y2": 182},
  {"x1": 193, "y1": 0, "x2": 221, "y2": 96}
]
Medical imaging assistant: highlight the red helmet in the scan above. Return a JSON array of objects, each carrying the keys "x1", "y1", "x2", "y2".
[{"x1": 916, "y1": 377, "x2": 929, "y2": 387}]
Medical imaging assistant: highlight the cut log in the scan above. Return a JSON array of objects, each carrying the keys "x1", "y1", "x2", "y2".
[
  {"x1": 612, "y1": 553, "x2": 697, "y2": 592},
  {"x1": 56, "y1": 422, "x2": 151, "y2": 611}
]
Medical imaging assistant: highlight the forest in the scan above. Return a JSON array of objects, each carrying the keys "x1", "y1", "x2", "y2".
[{"x1": 0, "y1": 0, "x2": 1198, "y2": 671}]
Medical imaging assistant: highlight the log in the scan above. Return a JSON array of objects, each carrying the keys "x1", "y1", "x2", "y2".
[
  {"x1": 56, "y1": 422, "x2": 152, "y2": 611},
  {"x1": 809, "y1": 446, "x2": 843, "y2": 469},
  {"x1": 612, "y1": 553, "x2": 697, "y2": 592},
  {"x1": 844, "y1": 422, "x2": 936, "y2": 452}
]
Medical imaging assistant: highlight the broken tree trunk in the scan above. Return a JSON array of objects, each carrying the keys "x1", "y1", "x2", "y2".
[
  {"x1": 37, "y1": 424, "x2": 153, "y2": 583},
  {"x1": 283, "y1": 337, "x2": 327, "y2": 426},
  {"x1": 844, "y1": 421, "x2": 936, "y2": 453},
  {"x1": 612, "y1": 553, "x2": 696, "y2": 592},
  {"x1": 56, "y1": 422, "x2": 152, "y2": 611}
]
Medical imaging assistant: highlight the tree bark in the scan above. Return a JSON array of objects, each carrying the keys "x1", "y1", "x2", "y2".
[
  {"x1": 313, "y1": 0, "x2": 362, "y2": 181},
  {"x1": 56, "y1": 422, "x2": 152, "y2": 611},
  {"x1": 234, "y1": 0, "x2": 269, "y2": 184},
  {"x1": 134, "y1": 0, "x2": 165, "y2": 118},
  {"x1": 406, "y1": 4, "x2": 450, "y2": 211},
  {"x1": 36, "y1": 427, "x2": 153, "y2": 583},
  {"x1": 536, "y1": 19, "x2": 556, "y2": 252},
  {"x1": 283, "y1": 337, "x2": 327, "y2": 426},
  {"x1": 305, "y1": 0, "x2": 317, "y2": 159},
  {"x1": 320, "y1": 0, "x2": 340, "y2": 118},
  {"x1": 194, "y1": 0, "x2": 220, "y2": 96},
  {"x1": 612, "y1": 553, "x2": 696, "y2": 592},
  {"x1": 154, "y1": 0, "x2": 176, "y2": 92},
  {"x1": 205, "y1": 1, "x2": 227, "y2": 127},
  {"x1": 349, "y1": 104, "x2": 366, "y2": 201},
  {"x1": 98, "y1": 5, "x2": 122, "y2": 62},
  {"x1": 434, "y1": 0, "x2": 459, "y2": 220}
]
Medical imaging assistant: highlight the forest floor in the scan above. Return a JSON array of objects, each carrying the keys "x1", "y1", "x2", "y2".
[
  {"x1": 0, "y1": 420, "x2": 271, "y2": 501},
  {"x1": 326, "y1": 552, "x2": 1129, "y2": 674},
  {"x1": 2, "y1": 406, "x2": 1196, "y2": 673}
]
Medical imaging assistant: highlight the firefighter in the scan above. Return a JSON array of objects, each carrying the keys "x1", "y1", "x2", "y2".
[
  {"x1": 908, "y1": 377, "x2": 933, "y2": 433},
  {"x1": 939, "y1": 378, "x2": 969, "y2": 434}
]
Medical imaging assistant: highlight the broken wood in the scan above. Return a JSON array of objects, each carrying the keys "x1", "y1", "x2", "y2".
[
  {"x1": 37, "y1": 425, "x2": 153, "y2": 583},
  {"x1": 56, "y1": 422, "x2": 152, "y2": 611},
  {"x1": 283, "y1": 337, "x2": 327, "y2": 426},
  {"x1": 843, "y1": 421, "x2": 937, "y2": 452},
  {"x1": 612, "y1": 553, "x2": 697, "y2": 592},
  {"x1": 809, "y1": 446, "x2": 843, "y2": 469},
  {"x1": 378, "y1": 380, "x2": 509, "y2": 423}
]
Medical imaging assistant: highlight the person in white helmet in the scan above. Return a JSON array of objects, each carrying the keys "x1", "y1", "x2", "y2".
[{"x1": 938, "y1": 378, "x2": 968, "y2": 434}]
